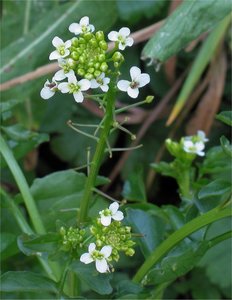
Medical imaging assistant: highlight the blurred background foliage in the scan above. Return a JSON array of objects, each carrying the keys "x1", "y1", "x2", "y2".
[{"x1": 1, "y1": 0, "x2": 231, "y2": 299}]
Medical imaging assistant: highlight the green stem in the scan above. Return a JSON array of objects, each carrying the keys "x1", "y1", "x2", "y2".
[
  {"x1": 133, "y1": 206, "x2": 232, "y2": 283},
  {"x1": 0, "y1": 135, "x2": 46, "y2": 234},
  {"x1": 179, "y1": 169, "x2": 191, "y2": 198},
  {"x1": 78, "y1": 78, "x2": 116, "y2": 224}
]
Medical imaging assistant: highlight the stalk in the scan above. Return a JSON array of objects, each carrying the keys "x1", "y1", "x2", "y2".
[
  {"x1": 78, "y1": 76, "x2": 117, "y2": 223},
  {"x1": 133, "y1": 206, "x2": 232, "y2": 283}
]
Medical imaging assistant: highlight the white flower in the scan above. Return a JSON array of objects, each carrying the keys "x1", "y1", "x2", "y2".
[
  {"x1": 69, "y1": 16, "x2": 95, "y2": 35},
  {"x1": 108, "y1": 27, "x2": 133, "y2": 50},
  {"x1": 80, "y1": 243, "x2": 112, "y2": 273},
  {"x1": 49, "y1": 36, "x2": 71, "y2": 60},
  {"x1": 53, "y1": 58, "x2": 75, "y2": 81},
  {"x1": 117, "y1": 66, "x2": 150, "y2": 98},
  {"x1": 183, "y1": 140, "x2": 205, "y2": 156},
  {"x1": 40, "y1": 78, "x2": 58, "y2": 99},
  {"x1": 90, "y1": 73, "x2": 110, "y2": 92},
  {"x1": 197, "y1": 130, "x2": 209, "y2": 143},
  {"x1": 58, "y1": 74, "x2": 90, "y2": 103},
  {"x1": 99, "y1": 202, "x2": 124, "y2": 226}
]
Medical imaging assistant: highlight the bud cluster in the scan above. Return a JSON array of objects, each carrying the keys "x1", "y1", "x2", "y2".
[
  {"x1": 60, "y1": 226, "x2": 85, "y2": 252},
  {"x1": 70, "y1": 31, "x2": 108, "y2": 80},
  {"x1": 90, "y1": 220, "x2": 135, "y2": 261}
]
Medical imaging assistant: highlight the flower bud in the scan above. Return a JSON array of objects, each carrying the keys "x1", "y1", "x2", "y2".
[
  {"x1": 145, "y1": 95, "x2": 154, "y2": 103},
  {"x1": 112, "y1": 51, "x2": 124, "y2": 62},
  {"x1": 94, "y1": 70, "x2": 101, "y2": 77},
  {"x1": 85, "y1": 73, "x2": 94, "y2": 80},
  {"x1": 71, "y1": 51, "x2": 79, "y2": 61},
  {"x1": 100, "y1": 62, "x2": 108, "y2": 72},
  {"x1": 114, "y1": 62, "x2": 119, "y2": 68},
  {"x1": 79, "y1": 37, "x2": 86, "y2": 44},
  {"x1": 83, "y1": 32, "x2": 92, "y2": 41},
  {"x1": 77, "y1": 69, "x2": 85, "y2": 77},
  {"x1": 99, "y1": 41, "x2": 108, "y2": 50},
  {"x1": 72, "y1": 37, "x2": 79, "y2": 47},
  {"x1": 98, "y1": 54, "x2": 105, "y2": 62},
  {"x1": 96, "y1": 31, "x2": 105, "y2": 41},
  {"x1": 60, "y1": 227, "x2": 66, "y2": 236},
  {"x1": 126, "y1": 248, "x2": 135, "y2": 256}
]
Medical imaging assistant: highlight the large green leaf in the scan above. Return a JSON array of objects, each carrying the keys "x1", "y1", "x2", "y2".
[
  {"x1": 0, "y1": 232, "x2": 18, "y2": 261},
  {"x1": 142, "y1": 0, "x2": 231, "y2": 62},
  {"x1": 126, "y1": 208, "x2": 166, "y2": 258},
  {"x1": 70, "y1": 261, "x2": 113, "y2": 295},
  {"x1": 1, "y1": 0, "x2": 117, "y2": 81},
  {"x1": 0, "y1": 271, "x2": 58, "y2": 293},
  {"x1": 144, "y1": 241, "x2": 208, "y2": 285},
  {"x1": 216, "y1": 111, "x2": 232, "y2": 126}
]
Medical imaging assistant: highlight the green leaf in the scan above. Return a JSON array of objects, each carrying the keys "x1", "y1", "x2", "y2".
[
  {"x1": 144, "y1": 241, "x2": 209, "y2": 285},
  {"x1": 0, "y1": 271, "x2": 58, "y2": 293},
  {"x1": 151, "y1": 162, "x2": 175, "y2": 178},
  {"x1": 17, "y1": 233, "x2": 60, "y2": 257},
  {"x1": 0, "y1": 232, "x2": 18, "y2": 261},
  {"x1": 142, "y1": 0, "x2": 232, "y2": 62},
  {"x1": 198, "y1": 179, "x2": 231, "y2": 199},
  {"x1": 126, "y1": 208, "x2": 166, "y2": 258},
  {"x1": 220, "y1": 136, "x2": 232, "y2": 157},
  {"x1": 70, "y1": 261, "x2": 113, "y2": 295},
  {"x1": 1, "y1": 0, "x2": 118, "y2": 81},
  {"x1": 216, "y1": 111, "x2": 232, "y2": 126},
  {"x1": 122, "y1": 169, "x2": 147, "y2": 202}
]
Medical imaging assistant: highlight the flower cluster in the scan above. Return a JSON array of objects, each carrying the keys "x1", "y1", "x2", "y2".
[
  {"x1": 80, "y1": 202, "x2": 135, "y2": 273},
  {"x1": 41, "y1": 16, "x2": 150, "y2": 102},
  {"x1": 182, "y1": 130, "x2": 209, "y2": 157},
  {"x1": 60, "y1": 226, "x2": 85, "y2": 252}
]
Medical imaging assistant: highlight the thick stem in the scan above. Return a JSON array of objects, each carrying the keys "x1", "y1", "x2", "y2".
[
  {"x1": 78, "y1": 77, "x2": 116, "y2": 224},
  {"x1": 133, "y1": 206, "x2": 231, "y2": 283}
]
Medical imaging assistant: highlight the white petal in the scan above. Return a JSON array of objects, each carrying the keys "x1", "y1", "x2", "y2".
[
  {"x1": 100, "y1": 246, "x2": 112, "y2": 258},
  {"x1": 80, "y1": 16, "x2": 89, "y2": 26},
  {"x1": 108, "y1": 31, "x2": 119, "y2": 41},
  {"x1": 112, "y1": 211, "x2": 124, "y2": 221},
  {"x1": 52, "y1": 36, "x2": 63, "y2": 47},
  {"x1": 69, "y1": 23, "x2": 81, "y2": 34},
  {"x1": 80, "y1": 253, "x2": 94, "y2": 264},
  {"x1": 118, "y1": 43, "x2": 126, "y2": 51},
  {"x1": 103, "y1": 77, "x2": 110, "y2": 85},
  {"x1": 89, "y1": 24, "x2": 95, "y2": 32},
  {"x1": 117, "y1": 80, "x2": 130, "y2": 92},
  {"x1": 40, "y1": 87, "x2": 55, "y2": 99},
  {"x1": 130, "y1": 66, "x2": 141, "y2": 81},
  {"x1": 79, "y1": 79, "x2": 91, "y2": 91},
  {"x1": 90, "y1": 79, "x2": 100, "y2": 89},
  {"x1": 63, "y1": 49, "x2": 70, "y2": 58},
  {"x1": 73, "y1": 91, "x2": 84, "y2": 103},
  {"x1": 100, "y1": 85, "x2": 109, "y2": 92},
  {"x1": 96, "y1": 259, "x2": 108, "y2": 273},
  {"x1": 53, "y1": 70, "x2": 66, "y2": 81},
  {"x1": 109, "y1": 202, "x2": 119, "y2": 214},
  {"x1": 195, "y1": 142, "x2": 205, "y2": 151},
  {"x1": 126, "y1": 37, "x2": 134, "y2": 47},
  {"x1": 65, "y1": 40, "x2": 72, "y2": 48},
  {"x1": 119, "y1": 27, "x2": 130, "y2": 37},
  {"x1": 100, "y1": 215, "x2": 112, "y2": 226},
  {"x1": 183, "y1": 140, "x2": 194, "y2": 148},
  {"x1": 88, "y1": 243, "x2": 96, "y2": 253},
  {"x1": 66, "y1": 69, "x2": 75, "y2": 78},
  {"x1": 197, "y1": 130, "x2": 208, "y2": 142},
  {"x1": 138, "y1": 74, "x2": 150, "y2": 87},
  {"x1": 67, "y1": 73, "x2": 77, "y2": 83},
  {"x1": 197, "y1": 151, "x2": 205, "y2": 156},
  {"x1": 58, "y1": 82, "x2": 69, "y2": 93},
  {"x1": 127, "y1": 86, "x2": 139, "y2": 98},
  {"x1": 49, "y1": 50, "x2": 61, "y2": 60}
]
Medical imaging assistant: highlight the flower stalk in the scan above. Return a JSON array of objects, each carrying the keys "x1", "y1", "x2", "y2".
[{"x1": 78, "y1": 76, "x2": 117, "y2": 224}]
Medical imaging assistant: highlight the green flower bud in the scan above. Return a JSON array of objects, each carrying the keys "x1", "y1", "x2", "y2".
[
  {"x1": 88, "y1": 67, "x2": 95, "y2": 74},
  {"x1": 85, "y1": 73, "x2": 94, "y2": 80},
  {"x1": 96, "y1": 239, "x2": 103, "y2": 247},
  {"x1": 79, "y1": 37, "x2": 86, "y2": 44},
  {"x1": 98, "y1": 54, "x2": 105, "y2": 62},
  {"x1": 90, "y1": 39, "x2": 97, "y2": 48},
  {"x1": 71, "y1": 51, "x2": 79, "y2": 61},
  {"x1": 94, "y1": 70, "x2": 101, "y2": 77},
  {"x1": 72, "y1": 37, "x2": 79, "y2": 47},
  {"x1": 99, "y1": 41, "x2": 108, "y2": 50},
  {"x1": 83, "y1": 32, "x2": 92, "y2": 41},
  {"x1": 114, "y1": 62, "x2": 119, "y2": 68},
  {"x1": 96, "y1": 31, "x2": 105, "y2": 41},
  {"x1": 100, "y1": 62, "x2": 108, "y2": 72},
  {"x1": 60, "y1": 227, "x2": 66, "y2": 236},
  {"x1": 145, "y1": 95, "x2": 154, "y2": 103},
  {"x1": 94, "y1": 62, "x2": 100, "y2": 69},
  {"x1": 126, "y1": 248, "x2": 135, "y2": 256},
  {"x1": 77, "y1": 69, "x2": 85, "y2": 77},
  {"x1": 79, "y1": 55, "x2": 86, "y2": 64},
  {"x1": 112, "y1": 51, "x2": 124, "y2": 62}
]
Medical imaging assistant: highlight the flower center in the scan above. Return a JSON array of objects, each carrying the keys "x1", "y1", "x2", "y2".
[
  {"x1": 103, "y1": 208, "x2": 112, "y2": 217},
  {"x1": 118, "y1": 35, "x2": 125, "y2": 45},
  {"x1": 96, "y1": 78, "x2": 103, "y2": 85},
  {"x1": 130, "y1": 81, "x2": 139, "y2": 89},
  {"x1": 46, "y1": 82, "x2": 57, "y2": 90},
  {"x1": 58, "y1": 45, "x2": 66, "y2": 56},
  {"x1": 68, "y1": 83, "x2": 80, "y2": 93},
  {"x1": 91, "y1": 250, "x2": 104, "y2": 260}
]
